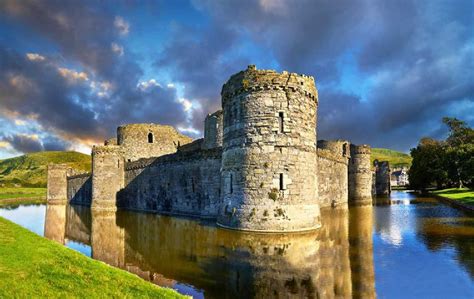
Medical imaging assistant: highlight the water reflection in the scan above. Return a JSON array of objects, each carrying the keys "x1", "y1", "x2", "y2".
[
  {"x1": 41, "y1": 203, "x2": 375, "y2": 298},
  {"x1": 34, "y1": 192, "x2": 474, "y2": 298}
]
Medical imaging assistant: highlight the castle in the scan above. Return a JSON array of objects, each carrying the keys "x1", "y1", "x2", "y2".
[{"x1": 47, "y1": 65, "x2": 373, "y2": 232}]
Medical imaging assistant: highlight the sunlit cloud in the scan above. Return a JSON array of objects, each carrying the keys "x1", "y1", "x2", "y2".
[
  {"x1": 111, "y1": 42, "x2": 124, "y2": 56},
  {"x1": 58, "y1": 67, "x2": 89, "y2": 83},
  {"x1": 26, "y1": 53, "x2": 45, "y2": 61},
  {"x1": 114, "y1": 16, "x2": 129, "y2": 36}
]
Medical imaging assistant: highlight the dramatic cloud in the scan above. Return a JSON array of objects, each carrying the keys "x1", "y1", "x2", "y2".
[
  {"x1": 2, "y1": 134, "x2": 43, "y2": 153},
  {"x1": 0, "y1": 0, "x2": 472, "y2": 158},
  {"x1": 0, "y1": 1, "x2": 191, "y2": 157},
  {"x1": 158, "y1": 0, "x2": 473, "y2": 151}
]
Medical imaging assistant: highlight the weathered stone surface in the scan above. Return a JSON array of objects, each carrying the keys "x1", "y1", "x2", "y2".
[
  {"x1": 117, "y1": 148, "x2": 222, "y2": 218},
  {"x1": 91, "y1": 145, "x2": 125, "y2": 211},
  {"x1": 374, "y1": 160, "x2": 391, "y2": 195},
  {"x1": 47, "y1": 164, "x2": 69, "y2": 204},
  {"x1": 348, "y1": 144, "x2": 373, "y2": 205},
  {"x1": 317, "y1": 140, "x2": 350, "y2": 208},
  {"x1": 67, "y1": 173, "x2": 92, "y2": 206},
  {"x1": 217, "y1": 65, "x2": 320, "y2": 232},
  {"x1": 116, "y1": 123, "x2": 192, "y2": 162}
]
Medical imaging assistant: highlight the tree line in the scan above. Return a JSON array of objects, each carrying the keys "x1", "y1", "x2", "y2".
[{"x1": 409, "y1": 117, "x2": 474, "y2": 191}]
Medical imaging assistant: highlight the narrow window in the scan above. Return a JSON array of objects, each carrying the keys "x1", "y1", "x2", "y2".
[
  {"x1": 278, "y1": 112, "x2": 284, "y2": 133},
  {"x1": 230, "y1": 173, "x2": 233, "y2": 194},
  {"x1": 148, "y1": 132, "x2": 154, "y2": 143},
  {"x1": 279, "y1": 173, "x2": 284, "y2": 190},
  {"x1": 117, "y1": 159, "x2": 120, "y2": 168},
  {"x1": 192, "y1": 178, "x2": 195, "y2": 193},
  {"x1": 343, "y1": 143, "x2": 348, "y2": 156}
]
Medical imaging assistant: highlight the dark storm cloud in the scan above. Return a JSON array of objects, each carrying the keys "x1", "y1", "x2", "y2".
[
  {"x1": 2, "y1": 134, "x2": 43, "y2": 153},
  {"x1": 0, "y1": 0, "x2": 190, "y2": 153},
  {"x1": 156, "y1": 23, "x2": 251, "y2": 128},
  {"x1": 158, "y1": 0, "x2": 473, "y2": 151}
]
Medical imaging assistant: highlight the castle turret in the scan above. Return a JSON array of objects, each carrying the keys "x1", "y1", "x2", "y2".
[
  {"x1": 47, "y1": 164, "x2": 69, "y2": 204},
  {"x1": 217, "y1": 65, "x2": 320, "y2": 232},
  {"x1": 116, "y1": 123, "x2": 192, "y2": 162},
  {"x1": 348, "y1": 144, "x2": 372, "y2": 205},
  {"x1": 202, "y1": 110, "x2": 223, "y2": 149},
  {"x1": 91, "y1": 145, "x2": 125, "y2": 211},
  {"x1": 374, "y1": 160, "x2": 391, "y2": 195}
]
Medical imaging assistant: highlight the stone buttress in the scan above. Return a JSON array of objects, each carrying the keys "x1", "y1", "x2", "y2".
[{"x1": 217, "y1": 65, "x2": 320, "y2": 232}]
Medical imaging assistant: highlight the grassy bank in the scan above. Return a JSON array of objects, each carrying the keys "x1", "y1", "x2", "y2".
[
  {"x1": 0, "y1": 187, "x2": 46, "y2": 206},
  {"x1": 0, "y1": 187, "x2": 46, "y2": 199},
  {"x1": 432, "y1": 188, "x2": 474, "y2": 206},
  {"x1": 0, "y1": 217, "x2": 185, "y2": 298}
]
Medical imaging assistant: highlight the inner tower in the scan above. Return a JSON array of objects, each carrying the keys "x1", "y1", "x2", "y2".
[{"x1": 217, "y1": 65, "x2": 320, "y2": 232}]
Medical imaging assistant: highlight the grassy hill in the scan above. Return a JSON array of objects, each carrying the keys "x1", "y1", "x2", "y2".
[
  {"x1": 371, "y1": 148, "x2": 412, "y2": 168},
  {"x1": 0, "y1": 151, "x2": 91, "y2": 187}
]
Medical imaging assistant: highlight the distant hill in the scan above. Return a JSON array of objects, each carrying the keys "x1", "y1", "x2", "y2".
[
  {"x1": 0, "y1": 151, "x2": 91, "y2": 187},
  {"x1": 371, "y1": 148, "x2": 412, "y2": 168}
]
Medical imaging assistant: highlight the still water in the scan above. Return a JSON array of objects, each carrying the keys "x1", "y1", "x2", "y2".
[{"x1": 0, "y1": 191, "x2": 473, "y2": 298}]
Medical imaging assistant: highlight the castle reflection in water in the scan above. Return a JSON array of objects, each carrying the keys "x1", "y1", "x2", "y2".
[{"x1": 45, "y1": 203, "x2": 376, "y2": 298}]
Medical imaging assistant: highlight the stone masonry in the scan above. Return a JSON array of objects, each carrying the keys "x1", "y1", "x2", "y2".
[{"x1": 47, "y1": 65, "x2": 373, "y2": 232}]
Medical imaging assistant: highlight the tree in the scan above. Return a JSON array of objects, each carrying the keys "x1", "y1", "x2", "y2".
[
  {"x1": 408, "y1": 138, "x2": 447, "y2": 190},
  {"x1": 442, "y1": 117, "x2": 474, "y2": 188}
]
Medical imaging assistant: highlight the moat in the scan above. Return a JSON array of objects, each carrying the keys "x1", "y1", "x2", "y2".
[{"x1": 1, "y1": 191, "x2": 473, "y2": 298}]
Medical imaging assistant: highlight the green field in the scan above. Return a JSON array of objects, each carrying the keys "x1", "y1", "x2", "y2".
[
  {"x1": 0, "y1": 216, "x2": 185, "y2": 298},
  {"x1": 0, "y1": 187, "x2": 46, "y2": 200},
  {"x1": 0, "y1": 151, "x2": 91, "y2": 187},
  {"x1": 432, "y1": 188, "x2": 474, "y2": 206},
  {"x1": 0, "y1": 187, "x2": 47, "y2": 206},
  {"x1": 371, "y1": 148, "x2": 412, "y2": 168}
]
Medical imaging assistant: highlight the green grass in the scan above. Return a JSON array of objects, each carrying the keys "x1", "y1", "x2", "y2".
[
  {"x1": 432, "y1": 188, "x2": 474, "y2": 206},
  {"x1": 0, "y1": 216, "x2": 186, "y2": 298},
  {"x1": 0, "y1": 187, "x2": 46, "y2": 200},
  {"x1": 0, "y1": 187, "x2": 47, "y2": 206},
  {"x1": 371, "y1": 148, "x2": 412, "y2": 168},
  {"x1": 0, "y1": 151, "x2": 91, "y2": 187}
]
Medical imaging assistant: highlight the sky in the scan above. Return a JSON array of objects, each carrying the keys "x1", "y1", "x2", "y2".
[{"x1": 0, "y1": 0, "x2": 473, "y2": 159}]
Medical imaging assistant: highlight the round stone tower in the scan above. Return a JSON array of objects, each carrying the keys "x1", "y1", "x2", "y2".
[
  {"x1": 217, "y1": 65, "x2": 320, "y2": 232},
  {"x1": 348, "y1": 144, "x2": 372, "y2": 205}
]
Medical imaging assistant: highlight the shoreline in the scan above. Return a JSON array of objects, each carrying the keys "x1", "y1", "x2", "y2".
[
  {"x1": 430, "y1": 193, "x2": 474, "y2": 214},
  {"x1": 0, "y1": 196, "x2": 46, "y2": 207}
]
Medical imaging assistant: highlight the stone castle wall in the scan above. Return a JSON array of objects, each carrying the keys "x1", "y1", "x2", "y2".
[
  {"x1": 317, "y1": 147, "x2": 349, "y2": 208},
  {"x1": 117, "y1": 148, "x2": 222, "y2": 218},
  {"x1": 217, "y1": 65, "x2": 320, "y2": 232},
  {"x1": 67, "y1": 173, "x2": 92, "y2": 206}
]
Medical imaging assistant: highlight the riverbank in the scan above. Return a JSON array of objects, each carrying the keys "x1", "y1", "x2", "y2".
[
  {"x1": 0, "y1": 216, "x2": 185, "y2": 298},
  {"x1": 0, "y1": 187, "x2": 46, "y2": 207},
  {"x1": 431, "y1": 188, "x2": 474, "y2": 213}
]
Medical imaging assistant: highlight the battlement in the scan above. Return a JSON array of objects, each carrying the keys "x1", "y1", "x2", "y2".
[
  {"x1": 350, "y1": 144, "x2": 371, "y2": 155},
  {"x1": 92, "y1": 145, "x2": 124, "y2": 156},
  {"x1": 317, "y1": 140, "x2": 350, "y2": 159},
  {"x1": 221, "y1": 65, "x2": 318, "y2": 102}
]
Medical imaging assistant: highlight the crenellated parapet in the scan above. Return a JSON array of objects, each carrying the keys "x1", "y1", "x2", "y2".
[{"x1": 221, "y1": 65, "x2": 318, "y2": 103}]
